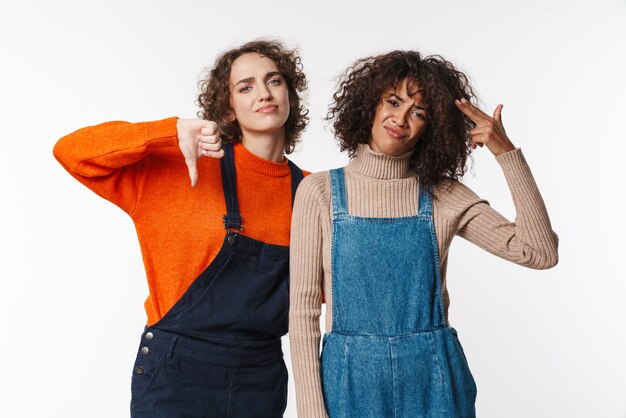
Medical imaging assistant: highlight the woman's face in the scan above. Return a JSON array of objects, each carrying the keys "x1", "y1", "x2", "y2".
[
  {"x1": 228, "y1": 53, "x2": 290, "y2": 139},
  {"x1": 369, "y1": 78, "x2": 428, "y2": 156}
]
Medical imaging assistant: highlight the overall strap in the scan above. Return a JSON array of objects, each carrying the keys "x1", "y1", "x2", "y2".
[
  {"x1": 329, "y1": 168, "x2": 348, "y2": 219},
  {"x1": 221, "y1": 144, "x2": 306, "y2": 231},
  {"x1": 220, "y1": 144, "x2": 242, "y2": 230},
  {"x1": 417, "y1": 183, "x2": 433, "y2": 217},
  {"x1": 288, "y1": 160, "x2": 305, "y2": 207}
]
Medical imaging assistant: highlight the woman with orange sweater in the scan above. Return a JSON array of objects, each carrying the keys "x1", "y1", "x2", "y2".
[{"x1": 54, "y1": 40, "x2": 307, "y2": 417}]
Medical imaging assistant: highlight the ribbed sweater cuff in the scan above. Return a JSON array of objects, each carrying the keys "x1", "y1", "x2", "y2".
[{"x1": 495, "y1": 148, "x2": 526, "y2": 176}]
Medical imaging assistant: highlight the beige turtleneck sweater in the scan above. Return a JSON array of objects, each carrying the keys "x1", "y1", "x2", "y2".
[{"x1": 288, "y1": 144, "x2": 558, "y2": 417}]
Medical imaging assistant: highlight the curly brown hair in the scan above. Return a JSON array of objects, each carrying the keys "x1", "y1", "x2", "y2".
[
  {"x1": 328, "y1": 50, "x2": 476, "y2": 188},
  {"x1": 197, "y1": 40, "x2": 308, "y2": 154}
]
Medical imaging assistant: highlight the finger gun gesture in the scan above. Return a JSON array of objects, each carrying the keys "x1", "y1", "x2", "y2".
[{"x1": 455, "y1": 98, "x2": 516, "y2": 156}]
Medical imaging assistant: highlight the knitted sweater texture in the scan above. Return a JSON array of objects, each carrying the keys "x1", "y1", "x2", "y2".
[
  {"x1": 289, "y1": 143, "x2": 558, "y2": 417},
  {"x1": 54, "y1": 117, "x2": 301, "y2": 325}
]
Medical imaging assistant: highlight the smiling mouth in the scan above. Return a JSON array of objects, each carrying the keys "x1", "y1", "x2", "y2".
[
  {"x1": 256, "y1": 105, "x2": 278, "y2": 113},
  {"x1": 385, "y1": 127, "x2": 408, "y2": 140}
]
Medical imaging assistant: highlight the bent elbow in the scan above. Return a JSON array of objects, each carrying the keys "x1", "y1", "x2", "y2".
[
  {"x1": 52, "y1": 135, "x2": 75, "y2": 171},
  {"x1": 52, "y1": 137, "x2": 66, "y2": 164},
  {"x1": 527, "y1": 244, "x2": 559, "y2": 270},
  {"x1": 542, "y1": 233, "x2": 560, "y2": 269},
  {"x1": 539, "y1": 250, "x2": 559, "y2": 270}
]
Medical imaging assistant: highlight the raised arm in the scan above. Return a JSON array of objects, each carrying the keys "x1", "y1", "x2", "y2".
[
  {"x1": 437, "y1": 100, "x2": 558, "y2": 269},
  {"x1": 53, "y1": 117, "x2": 224, "y2": 212},
  {"x1": 53, "y1": 117, "x2": 179, "y2": 213}
]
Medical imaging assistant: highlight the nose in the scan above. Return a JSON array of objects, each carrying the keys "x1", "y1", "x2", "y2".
[
  {"x1": 258, "y1": 82, "x2": 273, "y2": 102},
  {"x1": 392, "y1": 108, "x2": 409, "y2": 128}
]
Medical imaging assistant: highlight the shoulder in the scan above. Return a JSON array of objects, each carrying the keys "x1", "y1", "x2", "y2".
[
  {"x1": 294, "y1": 171, "x2": 331, "y2": 209},
  {"x1": 297, "y1": 171, "x2": 330, "y2": 193},
  {"x1": 432, "y1": 179, "x2": 488, "y2": 216},
  {"x1": 433, "y1": 179, "x2": 479, "y2": 200}
]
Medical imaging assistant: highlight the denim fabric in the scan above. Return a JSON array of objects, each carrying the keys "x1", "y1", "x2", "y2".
[
  {"x1": 129, "y1": 144, "x2": 302, "y2": 417},
  {"x1": 321, "y1": 168, "x2": 476, "y2": 418}
]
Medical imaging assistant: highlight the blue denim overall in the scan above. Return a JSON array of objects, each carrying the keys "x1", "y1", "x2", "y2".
[
  {"x1": 321, "y1": 168, "x2": 477, "y2": 418},
  {"x1": 130, "y1": 144, "x2": 303, "y2": 418}
]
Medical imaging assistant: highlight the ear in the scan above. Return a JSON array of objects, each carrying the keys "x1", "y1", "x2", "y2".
[{"x1": 226, "y1": 109, "x2": 236, "y2": 122}]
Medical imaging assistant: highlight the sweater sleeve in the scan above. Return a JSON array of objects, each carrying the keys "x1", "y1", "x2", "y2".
[
  {"x1": 52, "y1": 117, "x2": 179, "y2": 214},
  {"x1": 436, "y1": 148, "x2": 559, "y2": 269},
  {"x1": 289, "y1": 173, "x2": 329, "y2": 418}
]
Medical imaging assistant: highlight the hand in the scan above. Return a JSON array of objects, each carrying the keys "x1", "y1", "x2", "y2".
[
  {"x1": 176, "y1": 119, "x2": 225, "y2": 187},
  {"x1": 454, "y1": 98, "x2": 516, "y2": 157}
]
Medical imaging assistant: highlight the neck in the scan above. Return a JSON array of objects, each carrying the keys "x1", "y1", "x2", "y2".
[
  {"x1": 240, "y1": 129, "x2": 286, "y2": 163},
  {"x1": 347, "y1": 143, "x2": 414, "y2": 179}
]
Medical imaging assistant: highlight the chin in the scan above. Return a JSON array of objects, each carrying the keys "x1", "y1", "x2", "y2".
[
  {"x1": 258, "y1": 117, "x2": 288, "y2": 130},
  {"x1": 248, "y1": 123, "x2": 287, "y2": 136}
]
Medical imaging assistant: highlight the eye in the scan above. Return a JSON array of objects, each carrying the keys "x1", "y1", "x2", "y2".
[
  {"x1": 386, "y1": 99, "x2": 399, "y2": 107},
  {"x1": 239, "y1": 85, "x2": 252, "y2": 93},
  {"x1": 412, "y1": 111, "x2": 426, "y2": 121},
  {"x1": 268, "y1": 78, "x2": 282, "y2": 86}
]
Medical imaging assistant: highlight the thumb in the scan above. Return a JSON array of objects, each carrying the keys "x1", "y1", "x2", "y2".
[
  {"x1": 493, "y1": 104, "x2": 504, "y2": 126},
  {"x1": 185, "y1": 156, "x2": 199, "y2": 187}
]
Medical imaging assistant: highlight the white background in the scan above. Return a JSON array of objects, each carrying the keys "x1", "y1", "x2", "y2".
[{"x1": 1, "y1": 1, "x2": 625, "y2": 417}]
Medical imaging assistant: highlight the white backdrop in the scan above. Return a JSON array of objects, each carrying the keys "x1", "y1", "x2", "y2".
[{"x1": 1, "y1": 1, "x2": 625, "y2": 417}]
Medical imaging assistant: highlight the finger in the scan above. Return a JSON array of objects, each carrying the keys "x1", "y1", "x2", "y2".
[
  {"x1": 455, "y1": 98, "x2": 490, "y2": 123},
  {"x1": 469, "y1": 126, "x2": 494, "y2": 136},
  {"x1": 199, "y1": 139, "x2": 222, "y2": 152},
  {"x1": 470, "y1": 124, "x2": 502, "y2": 143},
  {"x1": 201, "y1": 121, "x2": 218, "y2": 136},
  {"x1": 493, "y1": 104, "x2": 504, "y2": 126},
  {"x1": 494, "y1": 106, "x2": 507, "y2": 135},
  {"x1": 184, "y1": 156, "x2": 199, "y2": 187},
  {"x1": 203, "y1": 149, "x2": 225, "y2": 159},
  {"x1": 471, "y1": 135, "x2": 488, "y2": 148},
  {"x1": 198, "y1": 133, "x2": 220, "y2": 144},
  {"x1": 461, "y1": 98, "x2": 491, "y2": 120}
]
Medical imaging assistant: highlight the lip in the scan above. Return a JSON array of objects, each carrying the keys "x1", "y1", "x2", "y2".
[
  {"x1": 255, "y1": 105, "x2": 279, "y2": 113},
  {"x1": 384, "y1": 126, "x2": 408, "y2": 140}
]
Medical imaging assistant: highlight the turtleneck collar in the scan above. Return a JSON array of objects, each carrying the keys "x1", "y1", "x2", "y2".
[
  {"x1": 346, "y1": 143, "x2": 414, "y2": 180},
  {"x1": 234, "y1": 142, "x2": 290, "y2": 177}
]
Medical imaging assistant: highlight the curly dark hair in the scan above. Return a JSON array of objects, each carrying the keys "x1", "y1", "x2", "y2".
[
  {"x1": 197, "y1": 40, "x2": 308, "y2": 154},
  {"x1": 328, "y1": 50, "x2": 476, "y2": 188}
]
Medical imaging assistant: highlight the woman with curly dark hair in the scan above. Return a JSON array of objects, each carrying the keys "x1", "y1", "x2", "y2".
[
  {"x1": 54, "y1": 39, "x2": 308, "y2": 417},
  {"x1": 290, "y1": 50, "x2": 558, "y2": 417}
]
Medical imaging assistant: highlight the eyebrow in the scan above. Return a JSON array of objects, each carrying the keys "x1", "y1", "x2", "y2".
[
  {"x1": 232, "y1": 71, "x2": 283, "y2": 88},
  {"x1": 389, "y1": 93, "x2": 427, "y2": 111}
]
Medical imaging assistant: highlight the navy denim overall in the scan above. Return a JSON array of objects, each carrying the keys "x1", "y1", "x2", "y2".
[
  {"x1": 321, "y1": 168, "x2": 477, "y2": 418},
  {"x1": 130, "y1": 144, "x2": 303, "y2": 418}
]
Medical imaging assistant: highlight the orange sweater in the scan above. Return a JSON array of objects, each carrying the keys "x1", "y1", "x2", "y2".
[{"x1": 53, "y1": 117, "x2": 306, "y2": 325}]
